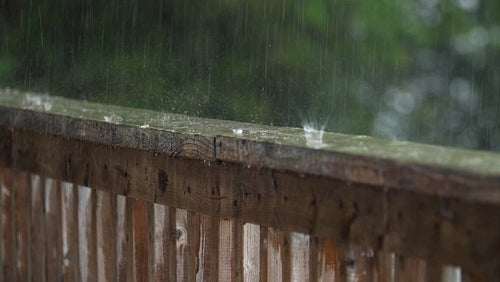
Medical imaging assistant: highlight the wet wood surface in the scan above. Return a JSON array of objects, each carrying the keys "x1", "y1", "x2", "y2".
[
  {"x1": 0, "y1": 120, "x2": 499, "y2": 276},
  {"x1": 1, "y1": 92, "x2": 500, "y2": 279},
  {"x1": 2, "y1": 169, "x2": 496, "y2": 281}
]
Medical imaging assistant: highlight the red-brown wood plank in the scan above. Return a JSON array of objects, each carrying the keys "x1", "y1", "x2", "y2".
[
  {"x1": 219, "y1": 218, "x2": 234, "y2": 281},
  {"x1": 45, "y1": 178, "x2": 62, "y2": 281},
  {"x1": 259, "y1": 226, "x2": 268, "y2": 282},
  {"x1": 14, "y1": 170, "x2": 30, "y2": 281},
  {"x1": 30, "y1": 175, "x2": 46, "y2": 281},
  {"x1": 394, "y1": 256, "x2": 426, "y2": 282},
  {"x1": 0, "y1": 167, "x2": 14, "y2": 281},
  {"x1": 374, "y1": 252, "x2": 395, "y2": 282},
  {"x1": 317, "y1": 238, "x2": 337, "y2": 281},
  {"x1": 96, "y1": 190, "x2": 114, "y2": 282},
  {"x1": 129, "y1": 198, "x2": 149, "y2": 282},
  {"x1": 77, "y1": 185, "x2": 96, "y2": 282},
  {"x1": 266, "y1": 228, "x2": 291, "y2": 282},
  {"x1": 195, "y1": 214, "x2": 219, "y2": 282},
  {"x1": 115, "y1": 195, "x2": 128, "y2": 282},
  {"x1": 61, "y1": 182, "x2": 79, "y2": 281}
]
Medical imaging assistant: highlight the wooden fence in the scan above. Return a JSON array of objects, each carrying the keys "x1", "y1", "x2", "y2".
[{"x1": 1, "y1": 90, "x2": 500, "y2": 281}]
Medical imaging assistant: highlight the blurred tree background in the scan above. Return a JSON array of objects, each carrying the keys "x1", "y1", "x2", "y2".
[{"x1": 1, "y1": 0, "x2": 499, "y2": 150}]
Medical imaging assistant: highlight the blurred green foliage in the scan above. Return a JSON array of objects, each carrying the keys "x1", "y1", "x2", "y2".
[{"x1": 1, "y1": 0, "x2": 499, "y2": 150}]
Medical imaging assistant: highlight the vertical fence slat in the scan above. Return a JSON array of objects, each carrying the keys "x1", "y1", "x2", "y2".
[
  {"x1": 219, "y1": 218, "x2": 233, "y2": 282},
  {"x1": 290, "y1": 233, "x2": 310, "y2": 282},
  {"x1": 196, "y1": 214, "x2": 217, "y2": 281},
  {"x1": 14, "y1": 170, "x2": 30, "y2": 281},
  {"x1": 267, "y1": 228, "x2": 285, "y2": 282},
  {"x1": 130, "y1": 198, "x2": 149, "y2": 282},
  {"x1": 45, "y1": 178, "x2": 62, "y2": 281},
  {"x1": 169, "y1": 207, "x2": 177, "y2": 281},
  {"x1": 175, "y1": 208, "x2": 195, "y2": 282},
  {"x1": 441, "y1": 266, "x2": 461, "y2": 282},
  {"x1": 61, "y1": 182, "x2": 79, "y2": 281},
  {"x1": 309, "y1": 237, "x2": 319, "y2": 282},
  {"x1": 394, "y1": 256, "x2": 426, "y2": 282},
  {"x1": 186, "y1": 211, "x2": 197, "y2": 282},
  {"x1": 243, "y1": 223, "x2": 260, "y2": 282},
  {"x1": 0, "y1": 167, "x2": 14, "y2": 281},
  {"x1": 339, "y1": 244, "x2": 374, "y2": 282},
  {"x1": 96, "y1": 190, "x2": 114, "y2": 282},
  {"x1": 30, "y1": 175, "x2": 46, "y2": 281},
  {"x1": 45, "y1": 178, "x2": 63, "y2": 281},
  {"x1": 233, "y1": 220, "x2": 244, "y2": 282},
  {"x1": 259, "y1": 226, "x2": 268, "y2": 282},
  {"x1": 318, "y1": 238, "x2": 337, "y2": 281},
  {"x1": 375, "y1": 252, "x2": 395, "y2": 282},
  {"x1": 77, "y1": 185, "x2": 96, "y2": 282},
  {"x1": 150, "y1": 203, "x2": 170, "y2": 281},
  {"x1": 115, "y1": 194, "x2": 128, "y2": 282}
]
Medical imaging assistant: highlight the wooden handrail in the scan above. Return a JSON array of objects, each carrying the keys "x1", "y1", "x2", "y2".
[{"x1": 1, "y1": 90, "x2": 500, "y2": 276}]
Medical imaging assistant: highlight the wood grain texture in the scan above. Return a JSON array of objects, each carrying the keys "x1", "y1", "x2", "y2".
[
  {"x1": 338, "y1": 244, "x2": 374, "y2": 282},
  {"x1": 3, "y1": 92, "x2": 500, "y2": 275},
  {"x1": 129, "y1": 198, "x2": 149, "y2": 282},
  {"x1": 4, "y1": 129, "x2": 500, "y2": 274},
  {"x1": 266, "y1": 228, "x2": 290, "y2": 282},
  {"x1": 317, "y1": 238, "x2": 337, "y2": 282},
  {"x1": 45, "y1": 178, "x2": 62, "y2": 281},
  {"x1": 393, "y1": 256, "x2": 426, "y2": 282},
  {"x1": 96, "y1": 190, "x2": 113, "y2": 282},
  {"x1": 14, "y1": 170, "x2": 30, "y2": 281},
  {"x1": 77, "y1": 185, "x2": 96, "y2": 282},
  {"x1": 115, "y1": 195, "x2": 128, "y2": 282},
  {"x1": 259, "y1": 226, "x2": 268, "y2": 282},
  {"x1": 196, "y1": 214, "x2": 219, "y2": 282},
  {"x1": 219, "y1": 218, "x2": 234, "y2": 282},
  {"x1": 150, "y1": 203, "x2": 170, "y2": 281},
  {"x1": 243, "y1": 223, "x2": 260, "y2": 282},
  {"x1": 0, "y1": 167, "x2": 14, "y2": 281},
  {"x1": 290, "y1": 233, "x2": 310, "y2": 282},
  {"x1": 61, "y1": 182, "x2": 79, "y2": 281},
  {"x1": 3, "y1": 92, "x2": 500, "y2": 204},
  {"x1": 30, "y1": 175, "x2": 46, "y2": 281}
]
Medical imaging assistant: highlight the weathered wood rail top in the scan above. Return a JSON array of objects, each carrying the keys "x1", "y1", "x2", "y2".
[{"x1": 1, "y1": 90, "x2": 500, "y2": 278}]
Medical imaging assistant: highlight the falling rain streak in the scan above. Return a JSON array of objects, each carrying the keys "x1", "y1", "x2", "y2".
[{"x1": 1, "y1": 0, "x2": 499, "y2": 151}]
